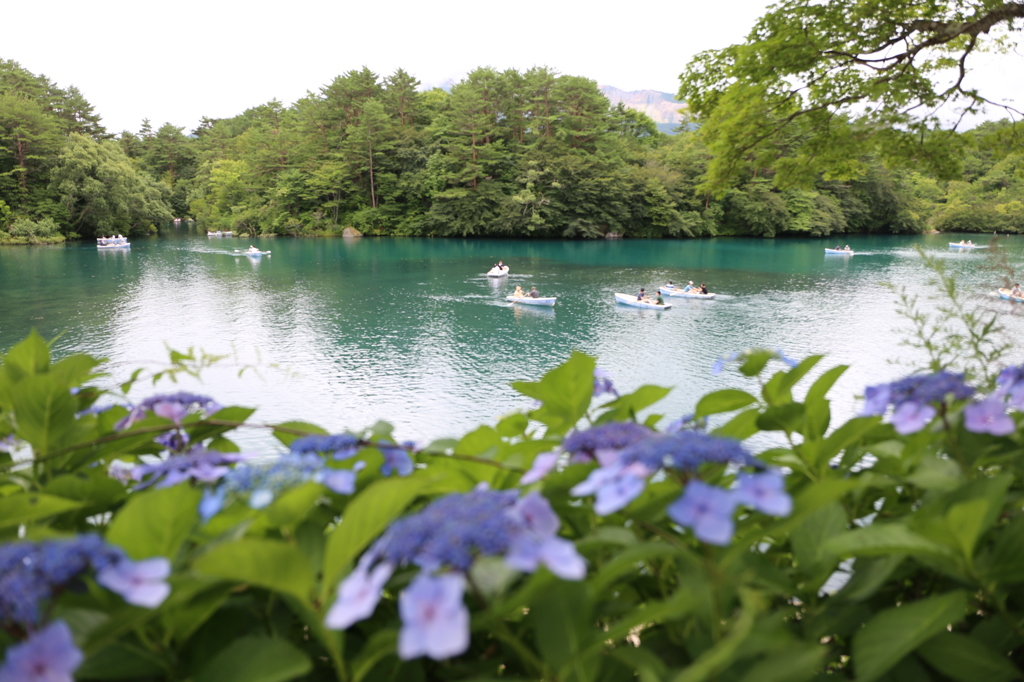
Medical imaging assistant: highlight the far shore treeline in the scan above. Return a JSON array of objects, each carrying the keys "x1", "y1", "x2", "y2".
[{"x1": 0, "y1": 58, "x2": 1021, "y2": 244}]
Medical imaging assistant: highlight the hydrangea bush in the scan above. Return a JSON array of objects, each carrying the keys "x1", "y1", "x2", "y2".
[{"x1": 2, "y1": 332, "x2": 1024, "y2": 681}]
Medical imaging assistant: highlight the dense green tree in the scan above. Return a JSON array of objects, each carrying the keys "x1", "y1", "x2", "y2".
[
  {"x1": 49, "y1": 133, "x2": 172, "y2": 235},
  {"x1": 679, "y1": 0, "x2": 1024, "y2": 192}
]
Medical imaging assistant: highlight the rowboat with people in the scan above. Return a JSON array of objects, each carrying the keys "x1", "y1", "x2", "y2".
[
  {"x1": 614, "y1": 293, "x2": 671, "y2": 309},
  {"x1": 207, "y1": 231, "x2": 234, "y2": 237},
  {"x1": 506, "y1": 295, "x2": 556, "y2": 307},
  {"x1": 949, "y1": 241, "x2": 987, "y2": 249},
  {"x1": 659, "y1": 287, "x2": 715, "y2": 299},
  {"x1": 486, "y1": 265, "x2": 509, "y2": 277},
  {"x1": 96, "y1": 235, "x2": 130, "y2": 249},
  {"x1": 999, "y1": 288, "x2": 1024, "y2": 303},
  {"x1": 236, "y1": 247, "x2": 271, "y2": 257},
  {"x1": 824, "y1": 247, "x2": 854, "y2": 255}
]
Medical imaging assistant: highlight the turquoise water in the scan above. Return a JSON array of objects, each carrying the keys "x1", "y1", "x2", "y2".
[{"x1": 2, "y1": 228, "x2": 1022, "y2": 446}]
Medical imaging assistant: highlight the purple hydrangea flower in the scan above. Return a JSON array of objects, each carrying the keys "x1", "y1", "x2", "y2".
[
  {"x1": 667, "y1": 481, "x2": 738, "y2": 546},
  {"x1": 519, "y1": 451, "x2": 560, "y2": 485},
  {"x1": 324, "y1": 560, "x2": 395, "y2": 630},
  {"x1": 131, "y1": 447, "x2": 251, "y2": 490},
  {"x1": 569, "y1": 462, "x2": 651, "y2": 516},
  {"x1": 95, "y1": 557, "x2": 172, "y2": 608},
  {"x1": 776, "y1": 350, "x2": 799, "y2": 368},
  {"x1": 996, "y1": 365, "x2": 1024, "y2": 411},
  {"x1": 397, "y1": 574, "x2": 470, "y2": 661},
  {"x1": 324, "y1": 489, "x2": 585, "y2": 639},
  {"x1": 290, "y1": 433, "x2": 361, "y2": 461},
  {"x1": 201, "y1": 452, "x2": 363, "y2": 519},
  {"x1": 593, "y1": 368, "x2": 619, "y2": 399},
  {"x1": 964, "y1": 398, "x2": 1016, "y2": 436},
  {"x1": 379, "y1": 443, "x2": 415, "y2": 477},
  {"x1": 734, "y1": 471, "x2": 792, "y2": 517},
  {"x1": 619, "y1": 431, "x2": 761, "y2": 472},
  {"x1": 0, "y1": 537, "x2": 167, "y2": 629},
  {"x1": 891, "y1": 400, "x2": 937, "y2": 435},
  {"x1": 861, "y1": 383, "x2": 892, "y2": 416},
  {"x1": 115, "y1": 392, "x2": 222, "y2": 431},
  {"x1": 0, "y1": 620, "x2": 83, "y2": 682},
  {"x1": 563, "y1": 422, "x2": 653, "y2": 467},
  {"x1": 665, "y1": 414, "x2": 706, "y2": 434}
]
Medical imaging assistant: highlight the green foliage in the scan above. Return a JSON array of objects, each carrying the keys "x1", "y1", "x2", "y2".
[{"x1": 5, "y1": 294, "x2": 1024, "y2": 680}]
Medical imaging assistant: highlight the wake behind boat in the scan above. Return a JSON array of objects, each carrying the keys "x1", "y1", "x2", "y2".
[
  {"x1": 659, "y1": 286, "x2": 715, "y2": 299},
  {"x1": 615, "y1": 293, "x2": 671, "y2": 309},
  {"x1": 506, "y1": 294, "x2": 556, "y2": 307}
]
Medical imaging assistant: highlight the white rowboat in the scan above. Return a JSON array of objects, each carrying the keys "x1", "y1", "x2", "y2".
[
  {"x1": 824, "y1": 248, "x2": 854, "y2": 255},
  {"x1": 659, "y1": 287, "x2": 715, "y2": 299},
  {"x1": 949, "y1": 242, "x2": 987, "y2": 249},
  {"x1": 615, "y1": 293, "x2": 671, "y2": 309},
  {"x1": 97, "y1": 242, "x2": 130, "y2": 249},
  {"x1": 486, "y1": 265, "x2": 510, "y2": 277},
  {"x1": 506, "y1": 295, "x2": 556, "y2": 307},
  {"x1": 998, "y1": 288, "x2": 1024, "y2": 303},
  {"x1": 236, "y1": 249, "x2": 271, "y2": 257}
]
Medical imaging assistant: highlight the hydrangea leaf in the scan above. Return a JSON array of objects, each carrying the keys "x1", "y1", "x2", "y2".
[
  {"x1": 695, "y1": 389, "x2": 758, "y2": 418},
  {"x1": 193, "y1": 636, "x2": 312, "y2": 682},
  {"x1": 106, "y1": 484, "x2": 200, "y2": 561}
]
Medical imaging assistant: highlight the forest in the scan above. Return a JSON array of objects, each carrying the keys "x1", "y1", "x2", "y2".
[{"x1": 1, "y1": 58, "x2": 1022, "y2": 243}]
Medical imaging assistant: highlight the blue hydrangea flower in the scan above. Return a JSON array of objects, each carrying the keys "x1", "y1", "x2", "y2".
[
  {"x1": 96, "y1": 557, "x2": 172, "y2": 608},
  {"x1": 397, "y1": 574, "x2": 470, "y2": 661},
  {"x1": 734, "y1": 471, "x2": 792, "y2": 517},
  {"x1": 0, "y1": 619, "x2": 83, "y2": 682},
  {"x1": 891, "y1": 400, "x2": 937, "y2": 435},
  {"x1": 519, "y1": 451, "x2": 560, "y2": 485},
  {"x1": 667, "y1": 481, "x2": 739, "y2": 546},
  {"x1": 665, "y1": 413, "x2": 707, "y2": 434},
  {"x1": 200, "y1": 453, "x2": 362, "y2": 520},
  {"x1": 0, "y1": 537, "x2": 169, "y2": 629},
  {"x1": 115, "y1": 392, "x2": 222, "y2": 431},
  {"x1": 862, "y1": 371, "x2": 973, "y2": 433},
  {"x1": 995, "y1": 365, "x2": 1024, "y2": 411},
  {"x1": 324, "y1": 488, "x2": 585, "y2": 651},
  {"x1": 563, "y1": 422, "x2": 653, "y2": 466},
  {"x1": 290, "y1": 433, "x2": 360, "y2": 461},
  {"x1": 131, "y1": 447, "x2": 252, "y2": 489},
  {"x1": 963, "y1": 398, "x2": 1016, "y2": 436},
  {"x1": 593, "y1": 368, "x2": 619, "y2": 399},
  {"x1": 379, "y1": 442, "x2": 415, "y2": 477},
  {"x1": 619, "y1": 431, "x2": 761, "y2": 472},
  {"x1": 569, "y1": 462, "x2": 652, "y2": 516}
]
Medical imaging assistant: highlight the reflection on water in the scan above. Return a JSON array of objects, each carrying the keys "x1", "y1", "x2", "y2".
[{"x1": 1, "y1": 229, "x2": 1023, "y2": 448}]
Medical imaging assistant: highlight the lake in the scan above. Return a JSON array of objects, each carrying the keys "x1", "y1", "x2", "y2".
[{"x1": 1, "y1": 228, "x2": 1021, "y2": 449}]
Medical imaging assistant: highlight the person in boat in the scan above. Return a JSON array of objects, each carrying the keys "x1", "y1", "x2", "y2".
[
  {"x1": 655, "y1": 292, "x2": 665, "y2": 305},
  {"x1": 1012, "y1": 283, "x2": 1023, "y2": 298},
  {"x1": 665, "y1": 280, "x2": 675, "y2": 289},
  {"x1": 247, "y1": 245, "x2": 259, "y2": 253},
  {"x1": 967, "y1": 240, "x2": 973, "y2": 245},
  {"x1": 529, "y1": 286, "x2": 539, "y2": 298},
  {"x1": 959, "y1": 240, "x2": 966, "y2": 245},
  {"x1": 699, "y1": 283, "x2": 709, "y2": 295},
  {"x1": 682, "y1": 281, "x2": 694, "y2": 293},
  {"x1": 493, "y1": 260, "x2": 506, "y2": 272},
  {"x1": 637, "y1": 288, "x2": 647, "y2": 301},
  {"x1": 844, "y1": 245, "x2": 851, "y2": 251},
  {"x1": 514, "y1": 285, "x2": 524, "y2": 298}
]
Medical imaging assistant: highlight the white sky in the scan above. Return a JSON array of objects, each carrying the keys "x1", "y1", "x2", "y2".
[{"x1": 6, "y1": 0, "x2": 1024, "y2": 135}]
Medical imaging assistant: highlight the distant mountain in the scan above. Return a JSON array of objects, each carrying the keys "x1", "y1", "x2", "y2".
[{"x1": 600, "y1": 86, "x2": 684, "y2": 134}]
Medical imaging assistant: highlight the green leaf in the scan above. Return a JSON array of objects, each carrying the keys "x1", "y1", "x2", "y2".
[
  {"x1": 695, "y1": 389, "x2": 758, "y2": 418},
  {"x1": 711, "y1": 408, "x2": 762, "y2": 440},
  {"x1": 193, "y1": 538, "x2": 313, "y2": 602},
  {"x1": 917, "y1": 632, "x2": 1022, "y2": 682},
  {"x1": 822, "y1": 523, "x2": 955, "y2": 561},
  {"x1": 837, "y1": 554, "x2": 905, "y2": 602},
  {"x1": 496, "y1": 413, "x2": 529, "y2": 438},
  {"x1": 761, "y1": 355, "x2": 822, "y2": 406},
  {"x1": 531, "y1": 580, "x2": 594, "y2": 681},
  {"x1": 852, "y1": 591, "x2": 967, "y2": 682},
  {"x1": 595, "y1": 385, "x2": 672, "y2": 423},
  {"x1": 11, "y1": 373, "x2": 82, "y2": 456},
  {"x1": 0, "y1": 492, "x2": 83, "y2": 530},
  {"x1": 791, "y1": 501, "x2": 846, "y2": 573},
  {"x1": 271, "y1": 420, "x2": 328, "y2": 447},
  {"x1": 512, "y1": 351, "x2": 596, "y2": 436},
  {"x1": 805, "y1": 364, "x2": 848, "y2": 405},
  {"x1": 457, "y1": 426, "x2": 501, "y2": 455},
  {"x1": 738, "y1": 350, "x2": 775, "y2": 377},
  {"x1": 737, "y1": 643, "x2": 824, "y2": 682},
  {"x1": 755, "y1": 403, "x2": 805, "y2": 433},
  {"x1": 321, "y1": 475, "x2": 428, "y2": 596},
  {"x1": 194, "y1": 637, "x2": 312, "y2": 682},
  {"x1": 2, "y1": 329, "x2": 51, "y2": 383},
  {"x1": 77, "y1": 642, "x2": 166, "y2": 680},
  {"x1": 983, "y1": 515, "x2": 1024, "y2": 583},
  {"x1": 105, "y1": 484, "x2": 200, "y2": 560}
]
